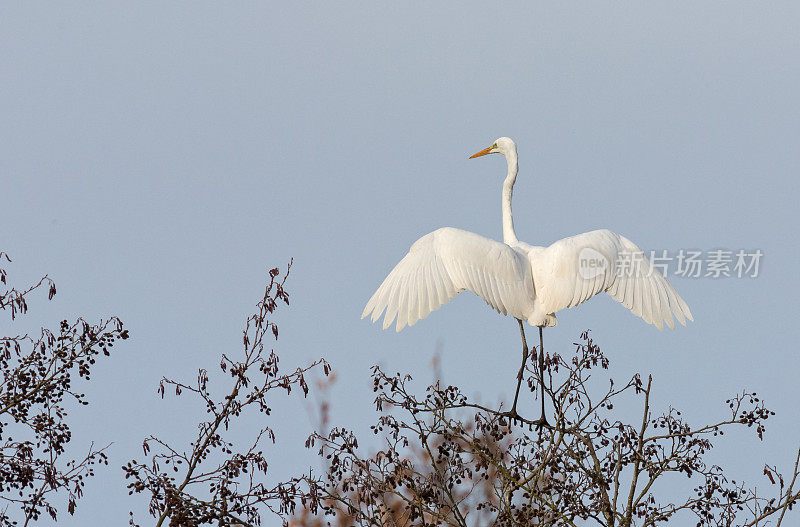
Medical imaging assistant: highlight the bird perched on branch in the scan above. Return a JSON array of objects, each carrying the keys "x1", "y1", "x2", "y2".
[{"x1": 362, "y1": 137, "x2": 692, "y2": 425}]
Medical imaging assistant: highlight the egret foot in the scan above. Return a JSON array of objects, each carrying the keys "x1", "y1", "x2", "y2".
[
  {"x1": 500, "y1": 409, "x2": 523, "y2": 425},
  {"x1": 530, "y1": 415, "x2": 550, "y2": 430}
]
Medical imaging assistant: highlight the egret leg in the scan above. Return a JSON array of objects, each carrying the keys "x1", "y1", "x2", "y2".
[
  {"x1": 535, "y1": 326, "x2": 549, "y2": 428},
  {"x1": 508, "y1": 319, "x2": 529, "y2": 419}
]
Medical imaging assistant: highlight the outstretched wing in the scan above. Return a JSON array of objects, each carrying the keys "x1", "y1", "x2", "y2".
[
  {"x1": 530, "y1": 229, "x2": 693, "y2": 330},
  {"x1": 362, "y1": 227, "x2": 535, "y2": 331}
]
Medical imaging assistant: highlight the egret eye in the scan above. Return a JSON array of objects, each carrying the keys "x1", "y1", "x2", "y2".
[{"x1": 492, "y1": 143, "x2": 498, "y2": 149}]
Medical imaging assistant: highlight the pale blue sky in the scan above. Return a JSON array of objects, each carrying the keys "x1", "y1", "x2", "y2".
[{"x1": 2, "y1": 3, "x2": 799, "y2": 524}]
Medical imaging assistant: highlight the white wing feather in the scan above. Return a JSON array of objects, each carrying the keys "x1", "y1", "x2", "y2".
[
  {"x1": 530, "y1": 230, "x2": 693, "y2": 330},
  {"x1": 362, "y1": 227, "x2": 535, "y2": 331}
]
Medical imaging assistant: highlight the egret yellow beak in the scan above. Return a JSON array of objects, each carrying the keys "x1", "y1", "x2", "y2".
[{"x1": 469, "y1": 146, "x2": 493, "y2": 159}]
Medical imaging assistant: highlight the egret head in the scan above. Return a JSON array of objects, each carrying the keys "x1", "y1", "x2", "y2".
[{"x1": 469, "y1": 137, "x2": 517, "y2": 159}]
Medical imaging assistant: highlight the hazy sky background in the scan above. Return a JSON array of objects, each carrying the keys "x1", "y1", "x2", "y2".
[{"x1": 2, "y1": 2, "x2": 799, "y2": 524}]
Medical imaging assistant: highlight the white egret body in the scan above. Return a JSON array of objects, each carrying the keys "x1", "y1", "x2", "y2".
[{"x1": 362, "y1": 137, "x2": 692, "y2": 422}]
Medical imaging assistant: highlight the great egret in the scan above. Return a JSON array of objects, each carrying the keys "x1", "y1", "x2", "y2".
[{"x1": 362, "y1": 137, "x2": 692, "y2": 424}]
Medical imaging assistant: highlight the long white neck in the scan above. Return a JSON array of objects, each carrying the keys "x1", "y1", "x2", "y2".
[{"x1": 501, "y1": 149, "x2": 519, "y2": 245}]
